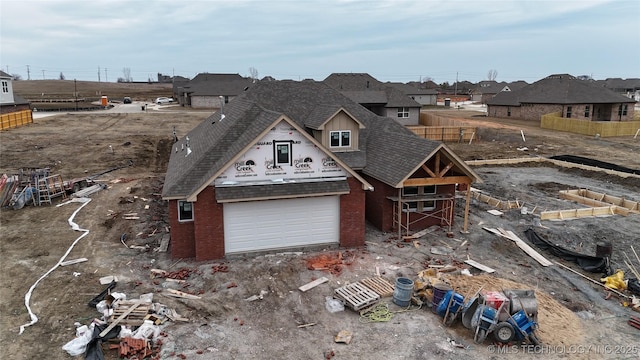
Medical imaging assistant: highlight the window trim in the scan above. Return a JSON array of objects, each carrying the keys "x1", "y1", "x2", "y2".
[
  {"x1": 1, "y1": 81, "x2": 8, "y2": 93},
  {"x1": 329, "y1": 130, "x2": 351, "y2": 148},
  {"x1": 584, "y1": 105, "x2": 590, "y2": 118},
  {"x1": 566, "y1": 106, "x2": 572, "y2": 118},
  {"x1": 274, "y1": 140, "x2": 292, "y2": 166},
  {"x1": 178, "y1": 200, "x2": 194, "y2": 222}
]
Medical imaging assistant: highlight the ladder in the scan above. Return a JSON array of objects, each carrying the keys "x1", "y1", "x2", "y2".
[{"x1": 36, "y1": 174, "x2": 67, "y2": 205}]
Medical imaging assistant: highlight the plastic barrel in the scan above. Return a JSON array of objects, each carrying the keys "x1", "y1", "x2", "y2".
[
  {"x1": 392, "y1": 277, "x2": 414, "y2": 307},
  {"x1": 596, "y1": 241, "x2": 612, "y2": 258},
  {"x1": 432, "y1": 283, "x2": 453, "y2": 312}
]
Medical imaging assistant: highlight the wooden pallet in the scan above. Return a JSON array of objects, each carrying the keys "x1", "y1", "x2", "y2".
[
  {"x1": 360, "y1": 277, "x2": 395, "y2": 298},
  {"x1": 109, "y1": 301, "x2": 151, "y2": 326},
  {"x1": 334, "y1": 282, "x2": 380, "y2": 311}
]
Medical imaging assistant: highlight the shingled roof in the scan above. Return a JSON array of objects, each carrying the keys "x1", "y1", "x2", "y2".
[
  {"x1": 163, "y1": 80, "x2": 478, "y2": 200},
  {"x1": 323, "y1": 73, "x2": 422, "y2": 108},
  {"x1": 488, "y1": 74, "x2": 636, "y2": 106}
]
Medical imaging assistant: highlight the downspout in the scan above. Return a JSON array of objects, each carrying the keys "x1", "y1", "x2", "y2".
[{"x1": 397, "y1": 188, "x2": 402, "y2": 239}]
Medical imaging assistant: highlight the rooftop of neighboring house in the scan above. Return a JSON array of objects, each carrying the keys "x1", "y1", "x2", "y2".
[
  {"x1": 487, "y1": 74, "x2": 637, "y2": 106},
  {"x1": 323, "y1": 73, "x2": 421, "y2": 108},
  {"x1": 175, "y1": 73, "x2": 256, "y2": 96},
  {"x1": 385, "y1": 82, "x2": 438, "y2": 95},
  {"x1": 163, "y1": 80, "x2": 477, "y2": 199},
  {"x1": 0, "y1": 70, "x2": 11, "y2": 79},
  {"x1": 596, "y1": 78, "x2": 640, "y2": 91}
]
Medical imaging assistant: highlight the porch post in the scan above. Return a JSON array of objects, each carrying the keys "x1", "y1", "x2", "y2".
[
  {"x1": 462, "y1": 185, "x2": 471, "y2": 233},
  {"x1": 397, "y1": 188, "x2": 402, "y2": 239}
]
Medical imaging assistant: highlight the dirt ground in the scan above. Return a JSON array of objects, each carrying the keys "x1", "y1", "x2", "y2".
[{"x1": 1, "y1": 106, "x2": 639, "y2": 360}]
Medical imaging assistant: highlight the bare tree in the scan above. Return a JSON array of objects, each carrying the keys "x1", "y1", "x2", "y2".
[
  {"x1": 248, "y1": 67, "x2": 259, "y2": 81},
  {"x1": 59, "y1": 72, "x2": 65, "y2": 80},
  {"x1": 487, "y1": 69, "x2": 498, "y2": 81},
  {"x1": 122, "y1": 67, "x2": 132, "y2": 82},
  {"x1": 11, "y1": 73, "x2": 22, "y2": 80}
]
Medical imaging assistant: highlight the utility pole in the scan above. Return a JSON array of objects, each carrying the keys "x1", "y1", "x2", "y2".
[
  {"x1": 26, "y1": 65, "x2": 30, "y2": 80},
  {"x1": 105, "y1": 68, "x2": 108, "y2": 82},
  {"x1": 74, "y1": 79, "x2": 78, "y2": 112},
  {"x1": 98, "y1": 66, "x2": 101, "y2": 82},
  {"x1": 454, "y1": 71, "x2": 458, "y2": 96},
  {"x1": 42, "y1": 70, "x2": 45, "y2": 79}
]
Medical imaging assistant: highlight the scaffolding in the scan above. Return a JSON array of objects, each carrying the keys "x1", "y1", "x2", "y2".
[{"x1": 388, "y1": 192, "x2": 455, "y2": 237}]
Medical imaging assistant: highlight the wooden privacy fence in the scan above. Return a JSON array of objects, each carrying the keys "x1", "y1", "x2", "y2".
[
  {"x1": 411, "y1": 112, "x2": 476, "y2": 142},
  {"x1": 1, "y1": 110, "x2": 33, "y2": 131},
  {"x1": 541, "y1": 113, "x2": 640, "y2": 137}
]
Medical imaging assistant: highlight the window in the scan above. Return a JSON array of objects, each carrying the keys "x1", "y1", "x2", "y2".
[
  {"x1": 1, "y1": 81, "x2": 7, "y2": 93},
  {"x1": 402, "y1": 185, "x2": 437, "y2": 212},
  {"x1": 566, "y1": 106, "x2": 572, "y2": 118},
  {"x1": 584, "y1": 105, "x2": 590, "y2": 118},
  {"x1": 178, "y1": 201, "x2": 194, "y2": 222},
  {"x1": 507, "y1": 106, "x2": 511, "y2": 117},
  {"x1": 619, "y1": 104, "x2": 628, "y2": 116},
  {"x1": 329, "y1": 130, "x2": 350, "y2": 147},
  {"x1": 274, "y1": 141, "x2": 291, "y2": 165},
  {"x1": 397, "y1": 107, "x2": 409, "y2": 118}
]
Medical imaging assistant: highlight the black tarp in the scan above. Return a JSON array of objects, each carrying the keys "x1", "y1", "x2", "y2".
[
  {"x1": 85, "y1": 323, "x2": 121, "y2": 360},
  {"x1": 524, "y1": 228, "x2": 610, "y2": 274},
  {"x1": 550, "y1": 155, "x2": 640, "y2": 175}
]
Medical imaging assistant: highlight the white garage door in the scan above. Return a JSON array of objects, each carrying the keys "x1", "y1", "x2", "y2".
[{"x1": 223, "y1": 196, "x2": 340, "y2": 254}]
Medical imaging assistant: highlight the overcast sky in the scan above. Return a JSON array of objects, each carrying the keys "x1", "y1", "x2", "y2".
[{"x1": 1, "y1": 0, "x2": 638, "y2": 84}]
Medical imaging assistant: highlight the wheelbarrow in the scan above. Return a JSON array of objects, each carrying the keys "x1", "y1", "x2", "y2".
[
  {"x1": 436, "y1": 290, "x2": 464, "y2": 326},
  {"x1": 507, "y1": 309, "x2": 540, "y2": 345},
  {"x1": 471, "y1": 304, "x2": 500, "y2": 343}
]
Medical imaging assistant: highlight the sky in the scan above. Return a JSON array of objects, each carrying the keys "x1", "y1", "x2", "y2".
[{"x1": 1, "y1": 0, "x2": 639, "y2": 84}]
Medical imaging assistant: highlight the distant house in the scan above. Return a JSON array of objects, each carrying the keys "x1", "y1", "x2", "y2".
[
  {"x1": 174, "y1": 73, "x2": 255, "y2": 109},
  {"x1": 596, "y1": 78, "x2": 640, "y2": 101},
  {"x1": 487, "y1": 74, "x2": 636, "y2": 121},
  {"x1": 386, "y1": 82, "x2": 438, "y2": 106},
  {"x1": 162, "y1": 80, "x2": 481, "y2": 261},
  {"x1": 470, "y1": 80, "x2": 528, "y2": 103},
  {"x1": 0, "y1": 71, "x2": 30, "y2": 115},
  {"x1": 323, "y1": 73, "x2": 422, "y2": 126}
]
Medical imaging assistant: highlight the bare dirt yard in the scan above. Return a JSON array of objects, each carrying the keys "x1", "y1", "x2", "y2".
[{"x1": 1, "y1": 105, "x2": 639, "y2": 360}]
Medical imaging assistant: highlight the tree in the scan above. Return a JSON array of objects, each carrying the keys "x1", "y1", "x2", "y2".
[
  {"x1": 248, "y1": 67, "x2": 259, "y2": 81},
  {"x1": 11, "y1": 74, "x2": 22, "y2": 80},
  {"x1": 122, "y1": 67, "x2": 132, "y2": 82},
  {"x1": 487, "y1": 69, "x2": 498, "y2": 81},
  {"x1": 59, "y1": 72, "x2": 65, "y2": 80}
]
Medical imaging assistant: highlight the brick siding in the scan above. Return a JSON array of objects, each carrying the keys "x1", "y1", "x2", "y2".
[{"x1": 340, "y1": 177, "x2": 366, "y2": 247}]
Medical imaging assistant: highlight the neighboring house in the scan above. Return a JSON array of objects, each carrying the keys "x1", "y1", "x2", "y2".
[
  {"x1": 386, "y1": 82, "x2": 438, "y2": 106},
  {"x1": 162, "y1": 80, "x2": 481, "y2": 261},
  {"x1": 470, "y1": 80, "x2": 528, "y2": 103},
  {"x1": 174, "y1": 73, "x2": 255, "y2": 108},
  {"x1": 0, "y1": 71, "x2": 30, "y2": 115},
  {"x1": 323, "y1": 73, "x2": 422, "y2": 126},
  {"x1": 487, "y1": 74, "x2": 637, "y2": 121},
  {"x1": 596, "y1": 78, "x2": 640, "y2": 102}
]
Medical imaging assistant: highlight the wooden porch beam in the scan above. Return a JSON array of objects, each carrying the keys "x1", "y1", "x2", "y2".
[
  {"x1": 403, "y1": 176, "x2": 471, "y2": 186},
  {"x1": 421, "y1": 164, "x2": 437, "y2": 178},
  {"x1": 435, "y1": 153, "x2": 440, "y2": 175},
  {"x1": 438, "y1": 162, "x2": 454, "y2": 177}
]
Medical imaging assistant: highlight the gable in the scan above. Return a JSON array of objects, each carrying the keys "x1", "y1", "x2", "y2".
[{"x1": 214, "y1": 120, "x2": 348, "y2": 185}]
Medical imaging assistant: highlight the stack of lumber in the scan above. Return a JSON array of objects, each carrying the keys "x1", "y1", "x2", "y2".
[{"x1": 109, "y1": 300, "x2": 152, "y2": 326}]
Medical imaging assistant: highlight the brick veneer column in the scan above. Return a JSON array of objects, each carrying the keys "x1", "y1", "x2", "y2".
[
  {"x1": 193, "y1": 186, "x2": 225, "y2": 261},
  {"x1": 340, "y1": 177, "x2": 366, "y2": 247},
  {"x1": 168, "y1": 199, "x2": 195, "y2": 259}
]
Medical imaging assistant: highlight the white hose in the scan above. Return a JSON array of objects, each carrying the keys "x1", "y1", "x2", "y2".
[{"x1": 19, "y1": 197, "x2": 91, "y2": 334}]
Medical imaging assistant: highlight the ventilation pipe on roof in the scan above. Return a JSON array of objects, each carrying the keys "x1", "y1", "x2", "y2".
[{"x1": 219, "y1": 96, "x2": 225, "y2": 122}]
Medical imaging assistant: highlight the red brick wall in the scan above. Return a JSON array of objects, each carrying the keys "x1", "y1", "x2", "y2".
[
  {"x1": 340, "y1": 177, "x2": 366, "y2": 247},
  {"x1": 193, "y1": 186, "x2": 225, "y2": 261},
  {"x1": 364, "y1": 176, "x2": 395, "y2": 231},
  {"x1": 363, "y1": 176, "x2": 456, "y2": 232},
  {"x1": 168, "y1": 199, "x2": 196, "y2": 259}
]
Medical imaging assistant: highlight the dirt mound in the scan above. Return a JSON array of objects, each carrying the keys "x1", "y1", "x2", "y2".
[{"x1": 445, "y1": 274, "x2": 584, "y2": 347}]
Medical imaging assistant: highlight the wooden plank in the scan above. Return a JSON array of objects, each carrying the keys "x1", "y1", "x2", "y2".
[
  {"x1": 487, "y1": 209, "x2": 503, "y2": 216},
  {"x1": 60, "y1": 258, "x2": 88, "y2": 266},
  {"x1": 464, "y1": 259, "x2": 495, "y2": 273},
  {"x1": 504, "y1": 230, "x2": 554, "y2": 267},
  {"x1": 100, "y1": 302, "x2": 141, "y2": 337},
  {"x1": 298, "y1": 277, "x2": 329, "y2": 292},
  {"x1": 164, "y1": 289, "x2": 201, "y2": 300}
]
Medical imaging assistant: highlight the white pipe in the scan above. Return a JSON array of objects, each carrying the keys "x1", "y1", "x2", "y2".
[{"x1": 19, "y1": 197, "x2": 91, "y2": 334}]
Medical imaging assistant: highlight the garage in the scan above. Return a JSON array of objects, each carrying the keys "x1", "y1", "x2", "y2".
[{"x1": 223, "y1": 196, "x2": 340, "y2": 254}]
